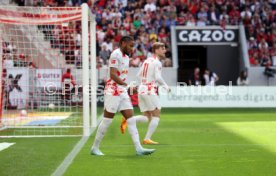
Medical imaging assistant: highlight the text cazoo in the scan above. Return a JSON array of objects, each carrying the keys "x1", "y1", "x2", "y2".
[{"x1": 178, "y1": 30, "x2": 235, "y2": 42}]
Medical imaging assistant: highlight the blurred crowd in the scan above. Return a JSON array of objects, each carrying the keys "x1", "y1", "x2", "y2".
[
  {"x1": 242, "y1": 0, "x2": 276, "y2": 67},
  {"x1": 10, "y1": 0, "x2": 276, "y2": 68},
  {"x1": 2, "y1": 40, "x2": 36, "y2": 68}
]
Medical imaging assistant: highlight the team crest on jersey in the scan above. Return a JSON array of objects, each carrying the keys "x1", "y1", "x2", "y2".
[{"x1": 111, "y1": 60, "x2": 116, "y2": 64}]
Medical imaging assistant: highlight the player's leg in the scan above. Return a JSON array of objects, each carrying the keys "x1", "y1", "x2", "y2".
[
  {"x1": 91, "y1": 95, "x2": 118, "y2": 156},
  {"x1": 143, "y1": 95, "x2": 161, "y2": 144},
  {"x1": 91, "y1": 110, "x2": 115, "y2": 155},
  {"x1": 120, "y1": 94, "x2": 150, "y2": 134},
  {"x1": 143, "y1": 108, "x2": 160, "y2": 145},
  {"x1": 134, "y1": 112, "x2": 150, "y2": 122},
  {"x1": 120, "y1": 116, "x2": 127, "y2": 134},
  {"x1": 120, "y1": 113, "x2": 150, "y2": 134},
  {"x1": 139, "y1": 111, "x2": 151, "y2": 122},
  {"x1": 135, "y1": 94, "x2": 151, "y2": 123},
  {"x1": 121, "y1": 109, "x2": 155, "y2": 155}
]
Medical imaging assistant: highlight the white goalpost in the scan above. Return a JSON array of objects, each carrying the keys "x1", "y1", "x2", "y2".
[{"x1": 0, "y1": 4, "x2": 98, "y2": 137}]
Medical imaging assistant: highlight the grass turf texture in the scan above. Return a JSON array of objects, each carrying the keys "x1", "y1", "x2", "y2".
[
  {"x1": 0, "y1": 137, "x2": 80, "y2": 176},
  {"x1": 0, "y1": 107, "x2": 103, "y2": 176},
  {"x1": 1, "y1": 108, "x2": 276, "y2": 176},
  {"x1": 64, "y1": 108, "x2": 276, "y2": 176}
]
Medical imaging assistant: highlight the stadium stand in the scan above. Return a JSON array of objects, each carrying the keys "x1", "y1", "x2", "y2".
[{"x1": 10, "y1": 0, "x2": 276, "y2": 68}]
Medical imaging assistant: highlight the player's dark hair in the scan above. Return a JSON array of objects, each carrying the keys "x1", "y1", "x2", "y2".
[
  {"x1": 67, "y1": 68, "x2": 71, "y2": 73},
  {"x1": 119, "y1": 36, "x2": 134, "y2": 46}
]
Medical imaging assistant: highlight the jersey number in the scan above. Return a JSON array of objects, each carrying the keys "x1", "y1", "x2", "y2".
[{"x1": 142, "y1": 63, "x2": 149, "y2": 77}]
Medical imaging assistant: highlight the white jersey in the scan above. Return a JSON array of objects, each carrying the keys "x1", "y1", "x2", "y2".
[
  {"x1": 203, "y1": 72, "x2": 218, "y2": 86},
  {"x1": 137, "y1": 55, "x2": 168, "y2": 95},
  {"x1": 105, "y1": 48, "x2": 129, "y2": 96}
]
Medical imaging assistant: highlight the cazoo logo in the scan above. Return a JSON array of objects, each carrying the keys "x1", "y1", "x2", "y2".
[{"x1": 177, "y1": 29, "x2": 238, "y2": 43}]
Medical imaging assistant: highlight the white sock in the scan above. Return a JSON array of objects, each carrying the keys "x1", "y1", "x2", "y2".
[
  {"x1": 127, "y1": 117, "x2": 143, "y2": 151},
  {"x1": 144, "y1": 117, "x2": 160, "y2": 140},
  {"x1": 134, "y1": 115, "x2": 149, "y2": 123},
  {"x1": 91, "y1": 117, "x2": 113, "y2": 150}
]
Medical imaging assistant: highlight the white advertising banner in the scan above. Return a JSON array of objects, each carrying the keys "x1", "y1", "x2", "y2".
[
  {"x1": 7, "y1": 68, "x2": 29, "y2": 109},
  {"x1": 160, "y1": 86, "x2": 276, "y2": 108},
  {"x1": 36, "y1": 69, "x2": 62, "y2": 88}
]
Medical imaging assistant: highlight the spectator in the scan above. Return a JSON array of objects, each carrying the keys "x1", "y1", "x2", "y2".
[
  {"x1": 188, "y1": 1, "x2": 198, "y2": 15},
  {"x1": 166, "y1": 14, "x2": 177, "y2": 27},
  {"x1": 158, "y1": 27, "x2": 168, "y2": 43},
  {"x1": 163, "y1": 58, "x2": 172, "y2": 67},
  {"x1": 7, "y1": 40, "x2": 16, "y2": 53},
  {"x1": 248, "y1": 37, "x2": 258, "y2": 50},
  {"x1": 102, "y1": 9, "x2": 112, "y2": 21},
  {"x1": 208, "y1": 6, "x2": 220, "y2": 25},
  {"x1": 62, "y1": 68, "x2": 76, "y2": 87},
  {"x1": 249, "y1": 52, "x2": 259, "y2": 66},
  {"x1": 61, "y1": 68, "x2": 76, "y2": 102},
  {"x1": 177, "y1": 11, "x2": 187, "y2": 25},
  {"x1": 133, "y1": 16, "x2": 142, "y2": 30},
  {"x1": 144, "y1": 0, "x2": 156, "y2": 12},
  {"x1": 97, "y1": 28, "x2": 106, "y2": 44},
  {"x1": 105, "y1": 23, "x2": 115, "y2": 38},
  {"x1": 197, "y1": 7, "x2": 208, "y2": 22},
  {"x1": 74, "y1": 46, "x2": 81, "y2": 67},
  {"x1": 256, "y1": 28, "x2": 268, "y2": 42},
  {"x1": 202, "y1": 69, "x2": 219, "y2": 86},
  {"x1": 115, "y1": 0, "x2": 127, "y2": 7},
  {"x1": 270, "y1": 43, "x2": 276, "y2": 66},
  {"x1": 146, "y1": 47, "x2": 153, "y2": 58},
  {"x1": 96, "y1": 56, "x2": 104, "y2": 69},
  {"x1": 258, "y1": 38, "x2": 269, "y2": 49},
  {"x1": 237, "y1": 71, "x2": 249, "y2": 86},
  {"x1": 99, "y1": 44, "x2": 111, "y2": 64},
  {"x1": 112, "y1": 15, "x2": 122, "y2": 30},
  {"x1": 101, "y1": 37, "x2": 113, "y2": 52},
  {"x1": 72, "y1": 27, "x2": 80, "y2": 43},
  {"x1": 259, "y1": 53, "x2": 272, "y2": 67},
  {"x1": 219, "y1": 10, "x2": 229, "y2": 24},
  {"x1": 132, "y1": 45, "x2": 145, "y2": 67},
  {"x1": 197, "y1": 16, "x2": 207, "y2": 27},
  {"x1": 241, "y1": 7, "x2": 252, "y2": 19},
  {"x1": 186, "y1": 15, "x2": 196, "y2": 26},
  {"x1": 189, "y1": 67, "x2": 201, "y2": 86}
]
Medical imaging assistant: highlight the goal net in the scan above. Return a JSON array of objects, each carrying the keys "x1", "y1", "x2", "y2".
[{"x1": 0, "y1": 4, "x2": 98, "y2": 137}]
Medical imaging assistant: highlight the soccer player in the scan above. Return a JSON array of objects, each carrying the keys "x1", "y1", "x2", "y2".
[
  {"x1": 91, "y1": 36, "x2": 155, "y2": 156},
  {"x1": 121, "y1": 42, "x2": 170, "y2": 145}
]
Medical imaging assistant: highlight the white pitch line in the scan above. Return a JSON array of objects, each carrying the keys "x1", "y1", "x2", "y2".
[
  {"x1": 99, "y1": 144, "x2": 276, "y2": 147},
  {"x1": 51, "y1": 115, "x2": 102, "y2": 176},
  {"x1": 51, "y1": 136, "x2": 90, "y2": 176}
]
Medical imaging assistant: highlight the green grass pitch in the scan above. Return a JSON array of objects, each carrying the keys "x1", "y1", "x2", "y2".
[{"x1": 1, "y1": 108, "x2": 276, "y2": 176}]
